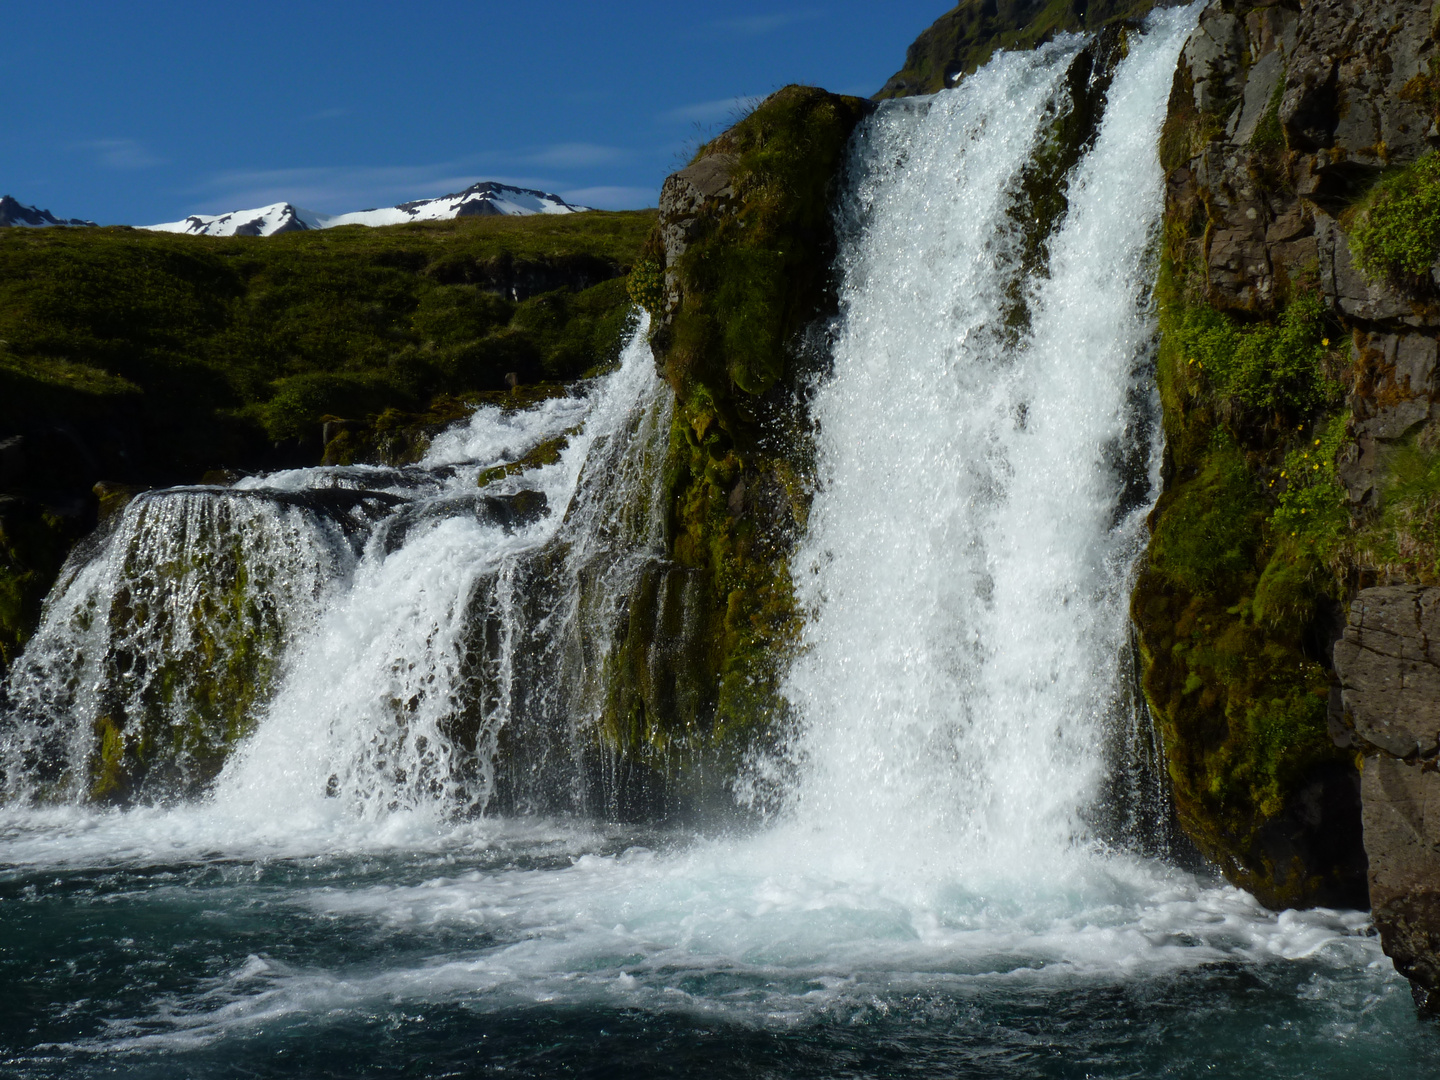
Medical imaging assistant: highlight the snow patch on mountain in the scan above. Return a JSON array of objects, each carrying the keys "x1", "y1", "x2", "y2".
[
  {"x1": 0, "y1": 196, "x2": 96, "y2": 228},
  {"x1": 144, "y1": 202, "x2": 320, "y2": 238},
  {"x1": 143, "y1": 182, "x2": 590, "y2": 237}
]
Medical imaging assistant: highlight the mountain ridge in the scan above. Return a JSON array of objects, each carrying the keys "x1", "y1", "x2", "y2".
[
  {"x1": 0, "y1": 195, "x2": 95, "y2": 228},
  {"x1": 144, "y1": 181, "x2": 592, "y2": 238}
]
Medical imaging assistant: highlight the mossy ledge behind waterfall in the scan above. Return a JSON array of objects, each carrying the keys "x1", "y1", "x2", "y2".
[{"x1": 613, "y1": 86, "x2": 874, "y2": 811}]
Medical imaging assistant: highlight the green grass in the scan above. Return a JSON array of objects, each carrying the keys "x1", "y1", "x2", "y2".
[
  {"x1": 1353, "y1": 437, "x2": 1440, "y2": 583},
  {"x1": 0, "y1": 211, "x2": 655, "y2": 477}
]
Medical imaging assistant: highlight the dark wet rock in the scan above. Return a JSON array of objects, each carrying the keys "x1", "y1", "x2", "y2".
[
  {"x1": 1333, "y1": 586, "x2": 1440, "y2": 1011},
  {"x1": 375, "y1": 490, "x2": 548, "y2": 555}
]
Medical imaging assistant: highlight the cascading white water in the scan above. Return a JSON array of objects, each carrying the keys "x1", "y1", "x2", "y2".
[
  {"x1": 780, "y1": 14, "x2": 1187, "y2": 873},
  {"x1": 211, "y1": 319, "x2": 673, "y2": 825},
  {"x1": 0, "y1": 486, "x2": 381, "y2": 802}
]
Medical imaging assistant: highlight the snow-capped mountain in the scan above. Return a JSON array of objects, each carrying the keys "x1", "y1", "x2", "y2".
[
  {"x1": 144, "y1": 202, "x2": 318, "y2": 238},
  {"x1": 145, "y1": 182, "x2": 590, "y2": 238},
  {"x1": 0, "y1": 195, "x2": 95, "y2": 228}
]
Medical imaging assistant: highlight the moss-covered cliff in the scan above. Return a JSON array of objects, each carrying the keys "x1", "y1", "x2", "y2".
[
  {"x1": 601, "y1": 86, "x2": 874, "y2": 810},
  {"x1": 1136, "y1": 0, "x2": 1440, "y2": 910}
]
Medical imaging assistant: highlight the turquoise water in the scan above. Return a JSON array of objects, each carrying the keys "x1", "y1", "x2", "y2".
[{"x1": 0, "y1": 813, "x2": 1434, "y2": 1079}]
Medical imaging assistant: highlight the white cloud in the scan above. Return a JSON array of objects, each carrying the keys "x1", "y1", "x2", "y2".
[
  {"x1": 661, "y1": 95, "x2": 762, "y2": 125},
  {"x1": 707, "y1": 11, "x2": 820, "y2": 37},
  {"x1": 81, "y1": 138, "x2": 165, "y2": 170},
  {"x1": 521, "y1": 142, "x2": 628, "y2": 168}
]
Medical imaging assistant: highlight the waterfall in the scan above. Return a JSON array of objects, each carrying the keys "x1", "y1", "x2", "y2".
[
  {"x1": 0, "y1": 315, "x2": 674, "y2": 818},
  {"x1": 2, "y1": 13, "x2": 1409, "y2": 1069},
  {"x1": 779, "y1": 9, "x2": 1196, "y2": 871}
]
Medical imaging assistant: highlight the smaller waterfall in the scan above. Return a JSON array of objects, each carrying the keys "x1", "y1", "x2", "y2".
[
  {"x1": 0, "y1": 314, "x2": 676, "y2": 819},
  {"x1": 0, "y1": 487, "x2": 384, "y2": 803}
]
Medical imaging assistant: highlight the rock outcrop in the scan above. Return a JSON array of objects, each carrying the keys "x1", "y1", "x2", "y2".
[
  {"x1": 615, "y1": 86, "x2": 873, "y2": 805},
  {"x1": 1333, "y1": 587, "x2": 1440, "y2": 1010}
]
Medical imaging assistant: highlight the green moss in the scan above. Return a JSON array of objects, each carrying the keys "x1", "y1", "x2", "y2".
[
  {"x1": 1400, "y1": 56, "x2": 1440, "y2": 126},
  {"x1": 477, "y1": 432, "x2": 574, "y2": 487},
  {"x1": 84, "y1": 506, "x2": 296, "y2": 803},
  {"x1": 1349, "y1": 151, "x2": 1440, "y2": 283},
  {"x1": 1149, "y1": 434, "x2": 1264, "y2": 593},
  {"x1": 1136, "y1": 245, "x2": 1356, "y2": 906},
  {"x1": 594, "y1": 85, "x2": 873, "y2": 799},
  {"x1": 1248, "y1": 74, "x2": 1291, "y2": 195},
  {"x1": 661, "y1": 86, "x2": 872, "y2": 402}
]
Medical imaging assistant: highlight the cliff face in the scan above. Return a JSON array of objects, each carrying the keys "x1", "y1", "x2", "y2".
[
  {"x1": 1137, "y1": 0, "x2": 1440, "y2": 998},
  {"x1": 1333, "y1": 588, "x2": 1440, "y2": 1009}
]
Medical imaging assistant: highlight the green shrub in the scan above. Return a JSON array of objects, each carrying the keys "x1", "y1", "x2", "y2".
[
  {"x1": 627, "y1": 259, "x2": 665, "y2": 315},
  {"x1": 1174, "y1": 294, "x2": 1329, "y2": 414},
  {"x1": 1349, "y1": 151, "x2": 1440, "y2": 282},
  {"x1": 260, "y1": 371, "x2": 413, "y2": 440}
]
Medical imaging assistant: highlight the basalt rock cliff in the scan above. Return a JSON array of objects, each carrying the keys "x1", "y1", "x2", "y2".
[
  {"x1": 1134, "y1": 0, "x2": 1440, "y2": 1006},
  {"x1": 615, "y1": 86, "x2": 875, "y2": 811}
]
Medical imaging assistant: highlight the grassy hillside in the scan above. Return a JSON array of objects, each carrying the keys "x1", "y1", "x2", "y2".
[{"x1": 0, "y1": 211, "x2": 653, "y2": 476}]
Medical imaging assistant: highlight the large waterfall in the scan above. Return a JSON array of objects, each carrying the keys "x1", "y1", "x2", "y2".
[
  {"x1": 782, "y1": 28, "x2": 1172, "y2": 869},
  {"x1": 0, "y1": 8, "x2": 1428, "y2": 1077}
]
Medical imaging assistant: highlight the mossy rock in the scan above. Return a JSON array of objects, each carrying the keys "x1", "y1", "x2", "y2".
[
  {"x1": 1137, "y1": 216, "x2": 1366, "y2": 908},
  {"x1": 593, "y1": 86, "x2": 870, "y2": 811}
]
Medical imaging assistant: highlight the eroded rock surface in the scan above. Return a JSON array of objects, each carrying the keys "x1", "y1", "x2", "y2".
[
  {"x1": 1334, "y1": 586, "x2": 1440, "y2": 1010},
  {"x1": 1137, "y1": 0, "x2": 1440, "y2": 907}
]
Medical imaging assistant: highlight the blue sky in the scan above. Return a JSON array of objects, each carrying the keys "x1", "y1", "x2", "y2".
[{"x1": 2, "y1": 1, "x2": 950, "y2": 225}]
